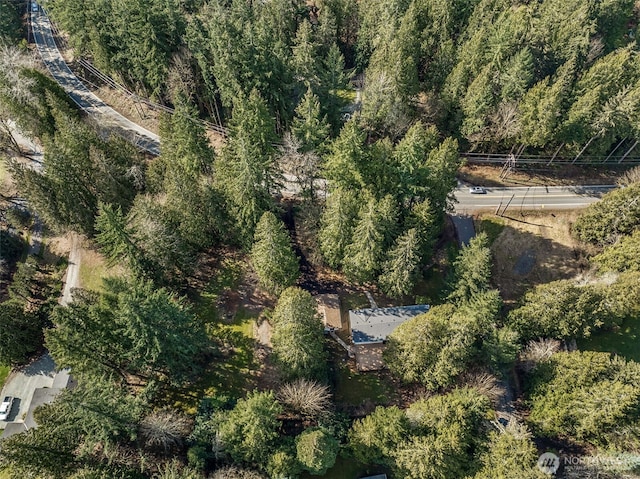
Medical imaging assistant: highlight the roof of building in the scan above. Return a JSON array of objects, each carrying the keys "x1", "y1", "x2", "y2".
[{"x1": 349, "y1": 304, "x2": 430, "y2": 344}]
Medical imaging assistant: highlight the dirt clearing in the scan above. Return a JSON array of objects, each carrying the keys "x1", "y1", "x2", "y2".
[{"x1": 476, "y1": 211, "x2": 593, "y2": 302}]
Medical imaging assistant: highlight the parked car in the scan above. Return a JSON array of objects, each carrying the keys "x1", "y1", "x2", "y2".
[
  {"x1": 469, "y1": 186, "x2": 486, "y2": 194},
  {"x1": 32, "y1": 2, "x2": 38, "y2": 12},
  {"x1": 0, "y1": 396, "x2": 14, "y2": 421}
]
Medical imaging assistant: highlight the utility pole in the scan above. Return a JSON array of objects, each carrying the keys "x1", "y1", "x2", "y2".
[
  {"x1": 500, "y1": 154, "x2": 516, "y2": 180},
  {"x1": 499, "y1": 194, "x2": 515, "y2": 216},
  {"x1": 547, "y1": 143, "x2": 564, "y2": 166},
  {"x1": 572, "y1": 136, "x2": 596, "y2": 164},
  {"x1": 603, "y1": 137, "x2": 627, "y2": 164},
  {"x1": 618, "y1": 140, "x2": 638, "y2": 164}
]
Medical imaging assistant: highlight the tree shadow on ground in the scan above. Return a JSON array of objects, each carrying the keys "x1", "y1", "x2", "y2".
[{"x1": 490, "y1": 222, "x2": 589, "y2": 303}]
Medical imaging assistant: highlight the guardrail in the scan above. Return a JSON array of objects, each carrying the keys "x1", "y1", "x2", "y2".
[{"x1": 462, "y1": 152, "x2": 640, "y2": 166}]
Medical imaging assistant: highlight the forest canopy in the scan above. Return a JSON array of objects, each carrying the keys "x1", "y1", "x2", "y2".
[
  {"x1": 45, "y1": 0, "x2": 640, "y2": 157},
  {"x1": 3, "y1": 2, "x2": 640, "y2": 479}
]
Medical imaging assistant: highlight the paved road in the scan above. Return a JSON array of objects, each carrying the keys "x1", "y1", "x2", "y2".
[
  {"x1": 450, "y1": 215, "x2": 475, "y2": 247},
  {"x1": 454, "y1": 185, "x2": 616, "y2": 212},
  {"x1": 31, "y1": 6, "x2": 160, "y2": 155}
]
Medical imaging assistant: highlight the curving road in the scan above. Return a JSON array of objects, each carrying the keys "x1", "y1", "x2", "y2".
[
  {"x1": 31, "y1": 5, "x2": 160, "y2": 155},
  {"x1": 31, "y1": 5, "x2": 616, "y2": 211}
]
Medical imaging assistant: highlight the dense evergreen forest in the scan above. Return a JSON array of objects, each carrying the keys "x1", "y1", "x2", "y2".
[
  {"x1": 47, "y1": 0, "x2": 640, "y2": 157},
  {"x1": 1, "y1": 0, "x2": 640, "y2": 478}
]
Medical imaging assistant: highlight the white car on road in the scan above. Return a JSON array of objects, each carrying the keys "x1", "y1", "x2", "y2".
[{"x1": 0, "y1": 396, "x2": 15, "y2": 421}]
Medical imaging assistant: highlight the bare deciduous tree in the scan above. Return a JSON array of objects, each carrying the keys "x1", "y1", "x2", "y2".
[
  {"x1": 490, "y1": 418, "x2": 533, "y2": 440},
  {"x1": 167, "y1": 49, "x2": 197, "y2": 101},
  {"x1": 586, "y1": 36, "x2": 605, "y2": 65},
  {"x1": 618, "y1": 165, "x2": 640, "y2": 186},
  {"x1": 277, "y1": 379, "x2": 332, "y2": 418},
  {"x1": 152, "y1": 459, "x2": 201, "y2": 479},
  {"x1": 519, "y1": 338, "x2": 561, "y2": 372},
  {"x1": 487, "y1": 101, "x2": 520, "y2": 144},
  {"x1": 0, "y1": 46, "x2": 37, "y2": 106},
  {"x1": 139, "y1": 409, "x2": 193, "y2": 455},
  {"x1": 462, "y1": 372, "x2": 505, "y2": 405},
  {"x1": 278, "y1": 132, "x2": 322, "y2": 199}
]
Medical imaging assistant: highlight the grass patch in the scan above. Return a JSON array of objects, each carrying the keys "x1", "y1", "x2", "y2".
[
  {"x1": 78, "y1": 247, "x2": 121, "y2": 292},
  {"x1": 578, "y1": 317, "x2": 640, "y2": 362},
  {"x1": 79, "y1": 260, "x2": 108, "y2": 292},
  {"x1": 0, "y1": 364, "x2": 10, "y2": 389},
  {"x1": 415, "y1": 265, "x2": 447, "y2": 305},
  {"x1": 168, "y1": 311, "x2": 258, "y2": 414},
  {"x1": 301, "y1": 455, "x2": 374, "y2": 479},
  {"x1": 173, "y1": 259, "x2": 256, "y2": 414},
  {"x1": 414, "y1": 239, "x2": 458, "y2": 305},
  {"x1": 333, "y1": 361, "x2": 392, "y2": 407},
  {"x1": 201, "y1": 316, "x2": 257, "y2": 398},
  {"x1": 477, "y1": 217, "x2": 506, "y2": 245},
  {"x1": 192, "y1": 258, "x2": 244, "y2": 324}
]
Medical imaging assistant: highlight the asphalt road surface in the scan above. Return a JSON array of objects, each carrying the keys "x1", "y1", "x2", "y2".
[
  {"x1": 0, "y1": 354, "x2": 56, "y2": 429},
  {"x1": 31, "y1": 6, "x2": 160, "y2": 155},
  {"x1": 454, "y1": 185, "x2": 616, "y2": 212}
]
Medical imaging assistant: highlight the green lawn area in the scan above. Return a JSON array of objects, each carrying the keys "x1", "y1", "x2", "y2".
[
  {"x1": 79, "y1": 261, "x2": 107, "y2": 292},
  {"x1": 414, "y1": 265, "x2": 447, "y2": 305},
  {"x1": 167, "y1": 309, "x2": 258, "y2": 414},
  {"x1": 197, "y1": 313, "x2": 257, "y2": 398},
  {"x1": 192, "y1": 257, "x2": 244, "y2": 324},
  {"x1": 578, "y1": 317, "x2": 640, "y2": 362},
  {"x1": 414, "y1": 240, "x2": 458, "y2": 305},
  {"x1": 333, "y1": 359, "x2": 393, "y2": 407},
  {"x1": 0, "y1": 364, "x2": 10, "y2": 389},
  {"x1": 77, "y1": 248, "x2": 122, "y2": 292},
  {"x1": 169, "y1": 258, "x2": 257, "y2": 414},
  {"x1": 476, "y1": 216, "x2": 506, "y2": 245},
  {"x1": 300, "y1": 456, "x2": 375, "y2": 479}
]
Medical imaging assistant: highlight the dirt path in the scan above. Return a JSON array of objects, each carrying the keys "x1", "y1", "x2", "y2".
[{"x1": 60, "y1": 234, "x2": 81, "y2": 306}]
